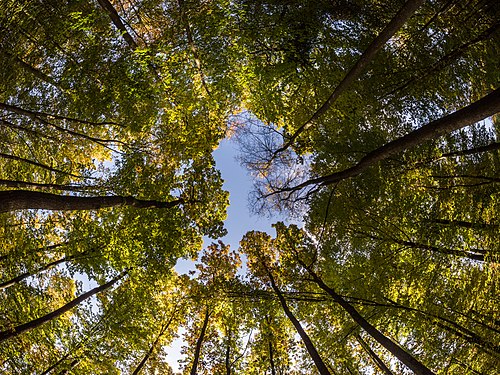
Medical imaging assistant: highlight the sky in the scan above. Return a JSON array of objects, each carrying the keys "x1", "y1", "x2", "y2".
[{"x1": 166, "y1": 137, "x2": 295, "y2": 372}]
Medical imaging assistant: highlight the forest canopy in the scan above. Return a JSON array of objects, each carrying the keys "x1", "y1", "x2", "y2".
[{"x1": 0, "y1": 0, "x2": 498, "y2": 374}]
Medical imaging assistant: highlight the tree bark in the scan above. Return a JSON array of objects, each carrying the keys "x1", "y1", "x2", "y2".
[
  {"x1": 190, "y1": 308, "x2": 210, "y2": 375},
  {"x1": 132, "y1": 311, "x2": 177, "y2": 375},
  {"x1": 0, "y1": 190, "x2": 184, "y2": 212},
  {"x1": 430, "y1": 219, "x2": 498, "y2": 230},
  {"x1": 0, "y1": 255, "x2": 78, "y2": 291},
  {"x1": 361, "y1": 233, "x2": 487, "y2": 262},
  {"x1": 268, "y1": 338, "x2": 277, "y2": 375},
  {"x1": 274, "y1": 0, "x2": 424, "y2": 156},
  {"x1": 0, "y1": 271, "x2": 126, "y2": 343},
  {"x1": 0, "y1": 152, "x2": 80, "y2": 178},
  {"x1": 266, "y1": 269, "x2": 331, "y2": 375},
  {"x1": 356, "y1": 335, "x2": 395, "y2": 375},
  {"x1": 277, "y1": 88, "x2": 500, "y2": 194},
  {"x1": 299, "y1": 263, "x2": 435, "y2": 375},
  {"x1": 96, "y1": 0, "x2": 138, "y2": 49}
]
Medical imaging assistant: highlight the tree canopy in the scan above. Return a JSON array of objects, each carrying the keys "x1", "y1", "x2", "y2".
[{"x1": 0, "y1": 0, "x2": 498, "y2": 373}]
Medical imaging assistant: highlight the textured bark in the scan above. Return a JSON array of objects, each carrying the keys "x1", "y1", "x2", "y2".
[
  {"x1": 0, "y1": 190, "x2": 184, "y2": 212},
  {"x1": 266, "y1": 269, "x2": 331, "y2": 375},
  {"x1": 96, "y1": 0, "x2": 138, "y2": 48},
  {"x1": 300, "y1": 263, "x2": 435, "y2": 375},
  {"x1": 277, "y1": 88, "x2": 500, "y2": 193},
  {"x1": 274, "y1": 0, "x2": 424, "y2": 155},
  {"x1": 190, "y1": 308, "x2": 210, "y2": 375},
  {"x1": 0, "y1": 272, "x2": 126, "y2": 343}
]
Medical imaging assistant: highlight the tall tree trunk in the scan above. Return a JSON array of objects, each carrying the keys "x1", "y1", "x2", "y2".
[
  {"x1": 277, "y1": 88, "x2": 500, "y2": 194},
  {"x1": 268, "y1": 336, "x2": 277, "y2": 375},
  {"x1": 429, "y1": 219, "x2": 498, "y2": 230},
  {"x1": 95, "y1": 0, "x2": 138, "y2": 48},
  {"x1": 132, "y1": 310, "x2": 178, "y2": 375},
  {"x1": 356, "y1": 335, "x2": 395, "y2": 375},
  {"x1": 225, "y1": 329, "x2": 232, "y2": 375},
  {"x1": 190, "y1": 308, "x2": 210, "y2": 375},
  {"x1": 299, "y1": 262, "x2": 435, "y2": 375},
  {"x1": 0, "y1": 190, "x2": 184, "y2": 212},
  {"x1": 0, "y1": 272, "x2": 127, "y2": 343},
  {"x1": 274, "y1": 0, "x2": 424, "y2": 156},
  {"x1": 0, "y1": 254, "x2": 79, "y2": 291},
  {"x1": 360, "y1": 232, "x2": 487, "y2": 261},
  {"x1": 265, "y1": 269, "x2": 331, "y2": 375}
]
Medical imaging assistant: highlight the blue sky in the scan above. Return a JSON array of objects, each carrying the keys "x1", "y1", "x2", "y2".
[{"x1": 168, "y1": 137, "x2": 295, "y2": 372}]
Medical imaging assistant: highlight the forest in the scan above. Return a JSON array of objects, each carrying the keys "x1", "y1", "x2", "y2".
[{"x1": 0, "y1": 0, "x2": 499, "y2": 373}]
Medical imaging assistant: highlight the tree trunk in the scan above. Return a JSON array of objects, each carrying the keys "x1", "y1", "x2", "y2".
[
  {"x1": 362, "y1": 233, "x2": 487, "y2": 262},
  {"x1": 132, "y1": 311, "x2": 177, "y2": 375},
  {"x1": 300, "y1": 263, "x2": 435, "y2": 375},
  {"x1": 266, "y1": 269, "x2": 331, "y2": 375},
  {"x1": 268, "y1": 337, "x2": 277, "y2": 375},
  {"x1": 356, "y1": 335, "x2": 395, "y2": 375},
  {"x1": 96, "y1": 0, "x2": 138, "y2": 48},
  {"x1": 274, "y1": 0, "x2": 424, "y2": 155},
  {"x1": 0, "y1": 255, "x2": 77, "y2": 291},
  {"x1": 0, "y1": 190, "x2": 183, "y2": 212},
  {"x1": 190, "y1": 308, "x2": 210, "y2": 375},
  {"x1": 0, "y1": 271, "x2": 126, "y2": 343},
  {"x1": 430, "y1": 219, "x2": 498, "y2": 230},
  {"x1": 224, "y1": 328, "x2": 232, "y2": 375},
  {"x1": 278, "y1": 88, "x2": 500, "y2": 193}
]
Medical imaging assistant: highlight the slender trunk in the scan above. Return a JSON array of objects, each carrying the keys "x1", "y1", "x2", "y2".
[
  {"x1": 190, "y1": 308, "x2": 210, "y2": 375},
  {"x1": 39, "y1": 308, "x2": 113, "y2": 374},
  {"x1": 362, "y1": 233, "x2": 486, "y2": 262},
  {"x1": 276, "y1": 88, "x2": 500, "y2": 194},
  {"x1": 356, "y1": 335, "x2": 395, "y2": 375},
  {"x1": 132, "y1": 310, "x2": 178, "y2": 375},
  {"x1": 0, "y1": 255, "x2": 77, "y2": 291},
  {"x1": 430, "y1": 219, "x2": 498, "y2": 230},
  {"x1": 0, "y1": 190, "x2": 184, "y2": 212},
  {"x1": 225, "y1": 337, "x2": 231, "y2": 375},
  {"x1": 177, "y1": 0, "x2": 211, "y2": 96},
  {"x1": 0, "y1": 101, "x2": 122, "y2": 127},
  {"x1": 0, "y1": 272, "x2": 126, "y2": 343},
  {"x1": 0, "y1": 50, "x2": 61, "y2": 88},
  {"x1": 96, "y1": 0, "x2": 138, "y2": 48},
  {"x1": 274, "y1": 0, "x2": 424, "y2": 156},
  {"x1": 432, "y1": 320, "x2": 500, "y2": 355},
  {"x1": 299, "y1": 263, "x2": 435, "y2": 375},
  {"x1": 441, "y1": 141, "x2": 500, "y2": 158},
  {"x1": 385, "y1": 21, "x2": 500, "y2": 98},
  {"x1": 268, "y1": 334, "x2": 277, "y2": 375},
  {"x1": 266, "y1": 269, "x2": 331, "y2": 375},
  {"x1": 0, "y1": 152, "x2": 80, "y2": 178}
]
